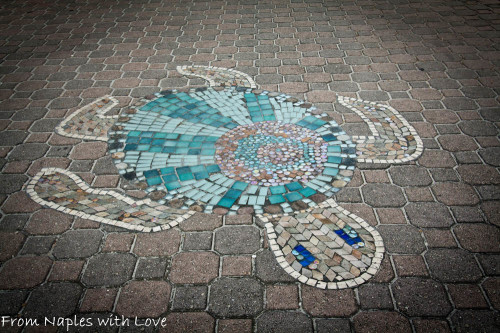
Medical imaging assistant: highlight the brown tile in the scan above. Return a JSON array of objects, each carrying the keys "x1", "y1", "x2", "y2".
[
  {"x1": 92, "y1": 175, "x2": 119, "y2": 188},
  {"x1": 170, "y1": 252, "x2": 219, "y2": 284},
  {"x1": 133, "y1": 229, "x2": 180, "y2": 256},
  {"x1": 26, "y1": 209, "x2": 73, "y2": 235},
  {"x1": 161, "y1": 312, "x2": 215, "y2": 333},
  {"x1": 447, "y1": 284, "x2": 488, "y2": 309},
  {"x1": 483, "y1": 278, "x2": 500, "y2": 310},
  {"x1": 49, "y1": 261, "x2": 84, "y2": 281},
  {"x1": 116, "y1": 281, "x2": 171, "y2": 318},
  {"x1": 432, "y1": 183, "x2": 479, "y2": 206},
  {"x1": 377, "y1": 208, "x2": 407, "y2": 224},
  {"x1": 225, "y1": 214, "x2": 253, "y2": 225},
  {"x1": 103, "y1": 233, "x2": 135, "y2": 252},
  {"x1": 266, "y1": 285, "x2": 299, "y2": 309},
  {"x1": 363, "y1": 170, "x2": 390, "y2": 183},
  {"x1": 80, "y1": 288, "x2": 118, "y2": 312},
  {"x1": 393, "y1": 255, "x2": 429, "y2": 277},
  {"x1": 424, "y1": 229, "x2": 458, "y2": 248},
  {"x1": 353, "y1": 312, "x2": 411, "y2": 333},
  {"x1": 413, "y1": 319, "x2": 451, "y2": 333},
  {"x1": 179, "y1": 212, "x2": 223, "y2": 231},
  {"x1": 217, "y1": 319, "x2": 252, "y2": 333},
  {"x1": 0, "y1": 232, "x2": 25, "y2": 261},
  {"x1": 405, "y1": 187, "x2": 434, "y2": 202},
  {"x1": 0, "y1": 257, "x2": 52, "y2": 289},
  {"x1": 2, "y1": 192, "x2": 41, "y2": 214},
  {"x1": 302, "y1": 286, "x2": 357, "y2": 317},
  {"x1": 222, "y1": 256, "x2": 252, "y2": 276}
]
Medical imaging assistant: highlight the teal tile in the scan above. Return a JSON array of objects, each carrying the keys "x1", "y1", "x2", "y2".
[
  {"x1": 285, "y1": 192, "x2": 303, "y2": 202},
  {"x1": 299, "y1": 187, "x2": 316, "y2": 197},
  {"x1": 178, "y1": 173, "x2": 194, "y2": 181},
  {"x1": 217, "y1": 197, "x2": 236, "y2": 208},
  {"x1": 232, "y1": 181, "x2": 248, "y2": 191},
  {"x1": 146, "y1": 177, "x2": 162, "y2": 186},
  {"x1": 286, "y1": 182, "x2": 303, "y2": 192},
  {"x1": 323, "y1": 168, "x2": 339, "y2": 176},
  {"x1": 328, "y1": 156, "x2": 342, "y2": 164},
  {"x1": 270, "y1": 186, "x2": 286, "y2": 195},
  {"x1": 206, "y1": 164, "x2": 221, "y2": 173},
  {"x1": 225, "y1": 189, "x2": 242, "y2": 199},
  {"x1": 269, "y1": 194, "x2": 285, "y2": 204}
]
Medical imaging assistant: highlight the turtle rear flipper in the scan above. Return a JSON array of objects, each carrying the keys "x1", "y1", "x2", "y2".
[
  {"x1": 177, "y1": 65, "x2": 257, "y2": 88},
  {"x1": 338, "y1": 96, "x2": 423, "y2": 164}
]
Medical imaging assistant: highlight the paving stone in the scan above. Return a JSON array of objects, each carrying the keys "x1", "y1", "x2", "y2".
[
  {"x1": 480, "y1": 108, "x2": 500, "y2": 122},
  {"x1": 214, "y1": 226, "x2": 260, "y2": 255},
  {"x1": 8, "y1": 143, "x2": 48, "y2": 161},
  {"x1": 477, "y1": 254, "x2": 500, "y2": 276},
  {"x1": 392, "y1": 278, "x2": 451, "y2": 317},
  {"x1": 0, "y1": 290, "x2": 28, "y2": 315},
  {"x1": 481, "y1": 201, "x2": 500, "y2": 227},
  {"x1": 266, "y1": 284, "x2": 299, "y2": 310},
  {"x1": 412, "y1": 319, "x2": 451, "y2": 333},
  {"x1": 0, "y1": 175, "x2": 28, "y2": 194},
  {"x1": 183, "y1": 232, "x2": 212, "y2": 251},
  {"x1": 430, "y1": 168, "x2": 459, "y2": 182},
  {"x1": 93, "y1": 156, "x2": 118, "y2": 174},
  {"x1": 315, "y1": 319, "x2": 351, "y2": 333},
  {"x1": 179, "y1": 212, "x2": 222, "y2": 231},
  {"x1": 352, "y1": 312, "x2": 411, "y2": 333},
  {"x1": 302, "y1": 286, "x2": 357, "y2": 317},
  {"x1": 405, "y1": 187, "x2": 434, "y2": 202},
  {"x1": 162, "y1": 312, "x2": 214, "y2": 333},
  {"x1": 133, "y1": 229, "x2": 180, "y2": 256},
  {"x1": 405, "y1": 202, "x2": 454, "y2": 227},
  {"x1": 477, "y1": 185, "x2": 500, "y2": 200},
  {"x1": 48, "y1": 260, "x2": 84, "y2": 281},
  {"x1": 12, "y1": 108, "x2": 47, "y2": 121},
  {"x1": 451, "y1": 206, "x2": 484, "y2": 223},
  {"x1": 358, "y1": 283, "x2": 394, "y2": 309},
  {"x1": 0, "y1": 214, "x2": 29, "y2": 231},
  {"x1": 0, "y1": 232, "x2": 25, "y2": 261},
  {"x1": 225, "y1": 214, "x2": 252, "y2": 225},
  {"x1": 451, "y1": 310, "x2": 500, "y2": 333},
  {"x1": 23, "y1": 283, "x2": 82, "y2": 319},
  {"x1": 222, "y1": 256, "x2": 252, "y2": 276},
  {"x1": 479, "y1": 147, "x2": 500, "y2": 166},
  {"x1": 116, "y1": 281, "x2": 171, "y2": 318},
  {"x1": 82, "y1": 253, "x2": 136, "y2": 287},
  {"x1": 52, "y1": 229, "x2": 103, "y2": 259},
  {"x1": 209, "y1": 277, "x2": 263, "y2": 317},
  {"x1": 255, "y1": 249, "x2": 295, "y2": 283},
  {"x1": 20, "y1": 235, "x2": 55, "y2": 255},
  {"x1": 325, "y1": 64, "x2": 352, "y2": 74},
  {"x1": 389, "y1": 165, "x2": 432, "y2": 186},
  {"x1": 80, "y1": 288, "x2": 118, "y2": 312},
  {"x1": 482, "y1": 278, "x2": 500, "y2": 310},
  {"x1": 359, "y1": 90, "x2": 390, "y2": 101},
  {"x1": 362, "y1": 184, "x2": 406, "y2": 207},
  {"x1": 217, "y1": 319, "x2": 252, "y2": 333},
  {"x1": 448, "y1": 284, "x2": 488, "y2": 309},
  {"x1": 70, "y1": 141, "x2": 108, "y2": 160},
  {"x1": 418, "y1": 150, "x2": 456, "y2": 168},
  {"x1": 425, "y1": 249, "x2": 482, "y2": 283},
  {"x1": 438, "y1": 135, "x2": 478, "y2": 152},
  {"x1": 457, "y1": 165, "x2": 500, "y2": 185},
  {"x1": 453, "y1": 223, "x2": 500, "y2": 253},
  {"x1": 0, "y1": 256, "x2": 52, "y2": 289},
  {"x1": 442, "y1": 97, "x2": 477, "y2": 111},
  {"x1": 169, "y1": 251, "x2": 219, "y2": 284},
  {"x1": 135, "y1": 257, "x2": 168, "y2": 279},
  {"x1": 102, "y1": 233, "x2": 134, "y2": 252},
  {"x1": 256, "y1": 311, "x2": 312, "y2": 333},
  {"x1": 423, "y1": 229, "x2": 457, "y2": 248},
  {"x1": 431, "y1": 183, "x2": 480, "y2": 206},
  {"x1": 393, "y1": 255, "x2": 429, "y2": 277},
  {"x1": 172, "y1": 285, "x2": 207, "y2": 311},
  {"x1": 378, "y1": 225, "x2": 426, "y2": 254}
]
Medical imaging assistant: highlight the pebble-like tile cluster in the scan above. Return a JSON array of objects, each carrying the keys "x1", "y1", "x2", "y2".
[
  {"x1": 108, "y1": 86, "x2": 356, "y2": 214},
  {"x1": 177, "y1": 65, "x2": 257, "y2": 88}
]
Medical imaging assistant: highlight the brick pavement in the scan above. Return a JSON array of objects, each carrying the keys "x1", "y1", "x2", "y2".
[{"x1": 0, "y1": 0, "x2": 499, "y2": 332}]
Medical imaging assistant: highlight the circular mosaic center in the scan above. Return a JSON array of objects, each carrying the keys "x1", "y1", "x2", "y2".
[{"x1": 215, "y1": 121, "x2": 328, "y2": 186}]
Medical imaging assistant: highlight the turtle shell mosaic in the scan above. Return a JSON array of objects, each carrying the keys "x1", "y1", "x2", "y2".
[{"x1": 27, "y1": 65, "x2": 423, "y2": 289}]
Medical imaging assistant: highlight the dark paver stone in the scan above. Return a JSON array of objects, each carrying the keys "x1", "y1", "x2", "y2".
[
  {"x1": 0, "y1": 290, "x2": 27, "y2": 315},
  {"x1": 454, "y1": 223, "x2": 500, "y2": 253},
  {"x1": 459, "y1": 120, "x2": 498, "y2": 137},
  {"x1": 133, "y1": 229, "x2": 180, "y2": 256},
  {"x1": 352, "y1": 312, "x2": 411, "y2": 333},
  {"x1": 432, "y1": 183, "x2": 479, "y2": 206},
  {"x1": 302, "y1": 286, "x2": 357, "y2": 317},
  {"x1": 20, "y1": 235, "x2": 55, "y2": 255},
  {"x1": 23, "y1": 283, "x2": 82, "y2": 319},
  {"x1": 405, "y1": 202, "x2": 454, "y2": 227},
  {"x1": 183, "y1": 232, "x2": 212, "y2": 250},
  {"x1": 451, "y1": 310, "x2": 500, "y2": 333},
  {"x1": 116, "y1": 281, "x2": 171, "y2": 318},
  {"x1": 0, "y1": 131, "x2": 28, "y2": 145},
  {"x1": 208, "y1": 277, "x2": 263, "y2": 317},
  {"x1": 169, "y1": 251, "x2": 219, "y2": 284},
  {"x1": 358, "y1": 283, "x2": 394, "y2": 309},
  {"x1": 425, "y1": 249, "x2": 482, "y2": 282},
  {"x1": 30, "y1": 118, "x2": 62, "y2": 132},
  {"x1": 256, "y1": 311, "x2": 312, "y2": 333},
  {"x1": 362, "y1": 184, "x2": 406, "y2": 207},
  {"x1": 255, "y1": 249, "x2": 295, "y2": 283},
  {"x1": 53, "y1": 229, "x2": 103, "y2": 259},
  {"x1": 179, "y1": 212, "x2": 222, "y2": 231},
  {"x1": 214, "y1": 226, "x2": 260, "y2": 255},
  {"x1": 0, "y1": 214, "x2": 29, "y2": 231},
  {"x1": 479, "y1": 147, "x2": 500, "y2": 166},
  {"x1": 82, "y1": 253, "x2": 136, "y2": 287},
  {"x1": 458, "y1": 164, "x2": 500, "y2": 185},
  {"x1": 316, "y1": 319, "x2": 351, "y2": 333},
  {"x1": 477, "y1": 254, "x2": 500, "y2": 276},
  {"x1": 135, "y1": 257, "x2": 168, "y2": 279},
  {"x1": 8, "y1": 143, "x2": 48, "y2": 161},
  {"x1": 390, "y1": 165, "x2": 432, "y2": 186},
  {"x1": 0, "y1": 256, "x2": 52, "y2": 289},
  {"x1": 162, "y1": 312, "x2": 214, "y2": 333},
  {"x1": 172, "y1": 285, "x2": 208, "y2": 311},
  {"x1": 378, "y1": 225, "x2": 426, "y2": 254},
  {"x1": 0, "y1": 231, "x2": 24, "y2": 261},
  {"x1": 392, "y1": 278, "x2": 451, "y2": 316}
]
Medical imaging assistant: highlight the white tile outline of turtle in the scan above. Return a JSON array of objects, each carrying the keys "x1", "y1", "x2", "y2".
[{"x1": 26, "y1": 66, "x2": 423, "y2": 289}]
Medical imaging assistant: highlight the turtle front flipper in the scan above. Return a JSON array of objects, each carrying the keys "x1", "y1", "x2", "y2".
[
  {"x1": 55, "y1": 96, "x2": 120, "y2": 141},
  {"x1": 258, "y1": 198, "x2": 384, "y2": 289},
  {"x1": 338, "y1": 96, "x2": 423, "y2": 164},
  {"x1": 177, "y1": 65, "x2": 257, "y2": 88},
  {"x1": 27, "y1": 168, "x2": 194, "y2": 232}
]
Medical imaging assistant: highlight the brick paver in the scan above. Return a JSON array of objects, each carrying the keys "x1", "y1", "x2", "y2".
[{"x1": 0, "y1": 0, "x2": 499, "y2": 331}]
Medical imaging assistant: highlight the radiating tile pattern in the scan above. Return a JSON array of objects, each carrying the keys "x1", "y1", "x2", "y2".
[
  {"x1": 260, "y1": 198, "x2": 383, "y2": 289},
  {"x1": 338, "y1": 96, "x2": 423, "y2": 164},
  {"x1": 55, "y1": 96, "x2": 120, "y2": 142},
  {"x1": 108, "y1": 86, "x2": 356, "y2": 214},
  {"x1": 27, "y1": 168, "x2": 194, "y2": 232}
]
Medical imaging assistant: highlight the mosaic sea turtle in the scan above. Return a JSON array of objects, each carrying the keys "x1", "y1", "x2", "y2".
[{"x1": 27, "y1": 66, "x2": 422, "y2": 289}]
